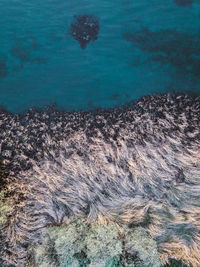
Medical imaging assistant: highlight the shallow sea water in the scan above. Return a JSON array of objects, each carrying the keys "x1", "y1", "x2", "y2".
[{"x1": 0, "y1": 0, "x2": 200, "y2": 113}]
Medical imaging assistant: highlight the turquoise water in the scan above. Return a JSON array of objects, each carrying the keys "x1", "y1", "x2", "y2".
[{"x1": 0, "y1": 0, "x2": 200, "y2": 113}]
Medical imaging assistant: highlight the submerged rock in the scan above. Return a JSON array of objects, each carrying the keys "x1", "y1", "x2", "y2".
[{"x1": 70, "y1": 15, "x2": 100, "y2": 49}]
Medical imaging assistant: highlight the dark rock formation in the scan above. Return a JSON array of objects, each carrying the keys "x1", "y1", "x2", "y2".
[{"x1": 70, "y1": 15, "x2": 100, "y2": 49}]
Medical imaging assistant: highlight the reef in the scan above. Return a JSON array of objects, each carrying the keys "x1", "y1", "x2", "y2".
[
  {"x1": 122, "y1": 27, "x2": 200, "y2": 79},
  {"x1": 0, "y1": 93, "x2": 199, "y2": 266},
  {"x1": 10, "y1": 35, "x2": 47, "y2": 71},
  {"x1": 70, "y1": 15, "x2": 100, "y2": 49}
]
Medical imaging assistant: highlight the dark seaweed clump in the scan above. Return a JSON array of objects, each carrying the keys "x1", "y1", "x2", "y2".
[
  {"x1": 0, "y1": 57, "x2": 8, "y2": 78},
  {"x1": 10, "y1": 35, "x2": 47, "y2": 72},
  {"x1": 70, "y1": 15, "x2": 100, "y2": 49},
  {"x1": 122, "y1": 27, "x2": 200, "y2": 79},
  {"x1": 174, "y1": 0, "x2": 193, "y2": 7}
]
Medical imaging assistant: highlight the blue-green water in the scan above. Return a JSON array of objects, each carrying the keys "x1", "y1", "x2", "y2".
[{"x1": 0, "y1": 0, "x2": 200, "y2": 113}]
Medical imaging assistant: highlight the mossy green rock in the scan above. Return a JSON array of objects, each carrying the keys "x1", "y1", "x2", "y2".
[
  {"x1": 85, "y1": 223, "x2": 122, "y2": 264},
  {"x1": 30, "y1": 220, "x2": 164, "y2": 267},
  {"x1": 0, "y1": 190, "x2": 12, "y2": 227},
  {"x1": 124, "y1": 226, "x2": 161, "y2": 267}
]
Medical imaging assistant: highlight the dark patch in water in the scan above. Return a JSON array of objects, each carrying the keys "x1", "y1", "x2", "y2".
[
  {"x1": 0, "y1": 56, "x2": 8, "y2": 78},
  {"x1": 34, "y1": 57, "x2": 47, "y2": 65},
  {"x1": 174, "y1": 0, "x2": 193, "y2": 7},
  {"x1": 125, "y1": 93, "x2": 131, "y2": 98},
  {"x1": 87, "y1": 100, "x2": 95, "y2": 110},
  {"x1": 10, "y1": 36, "x2": 47, "y2": 70},
  {"x1": 122, "y1": 27, "x2": 200, "y2": 79},
  {"x1": 70, "y1": 15, "x2": 100, "y2": 49},
  {"x1": 184, "y1": 89, "x2": 200, "y2": 97},
  {"x1": 111, "y1": 93, "x2": 120, "y2": 100},
  {"x1": 11, "y1": 39, "x2": 33, "y2": 64}
]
